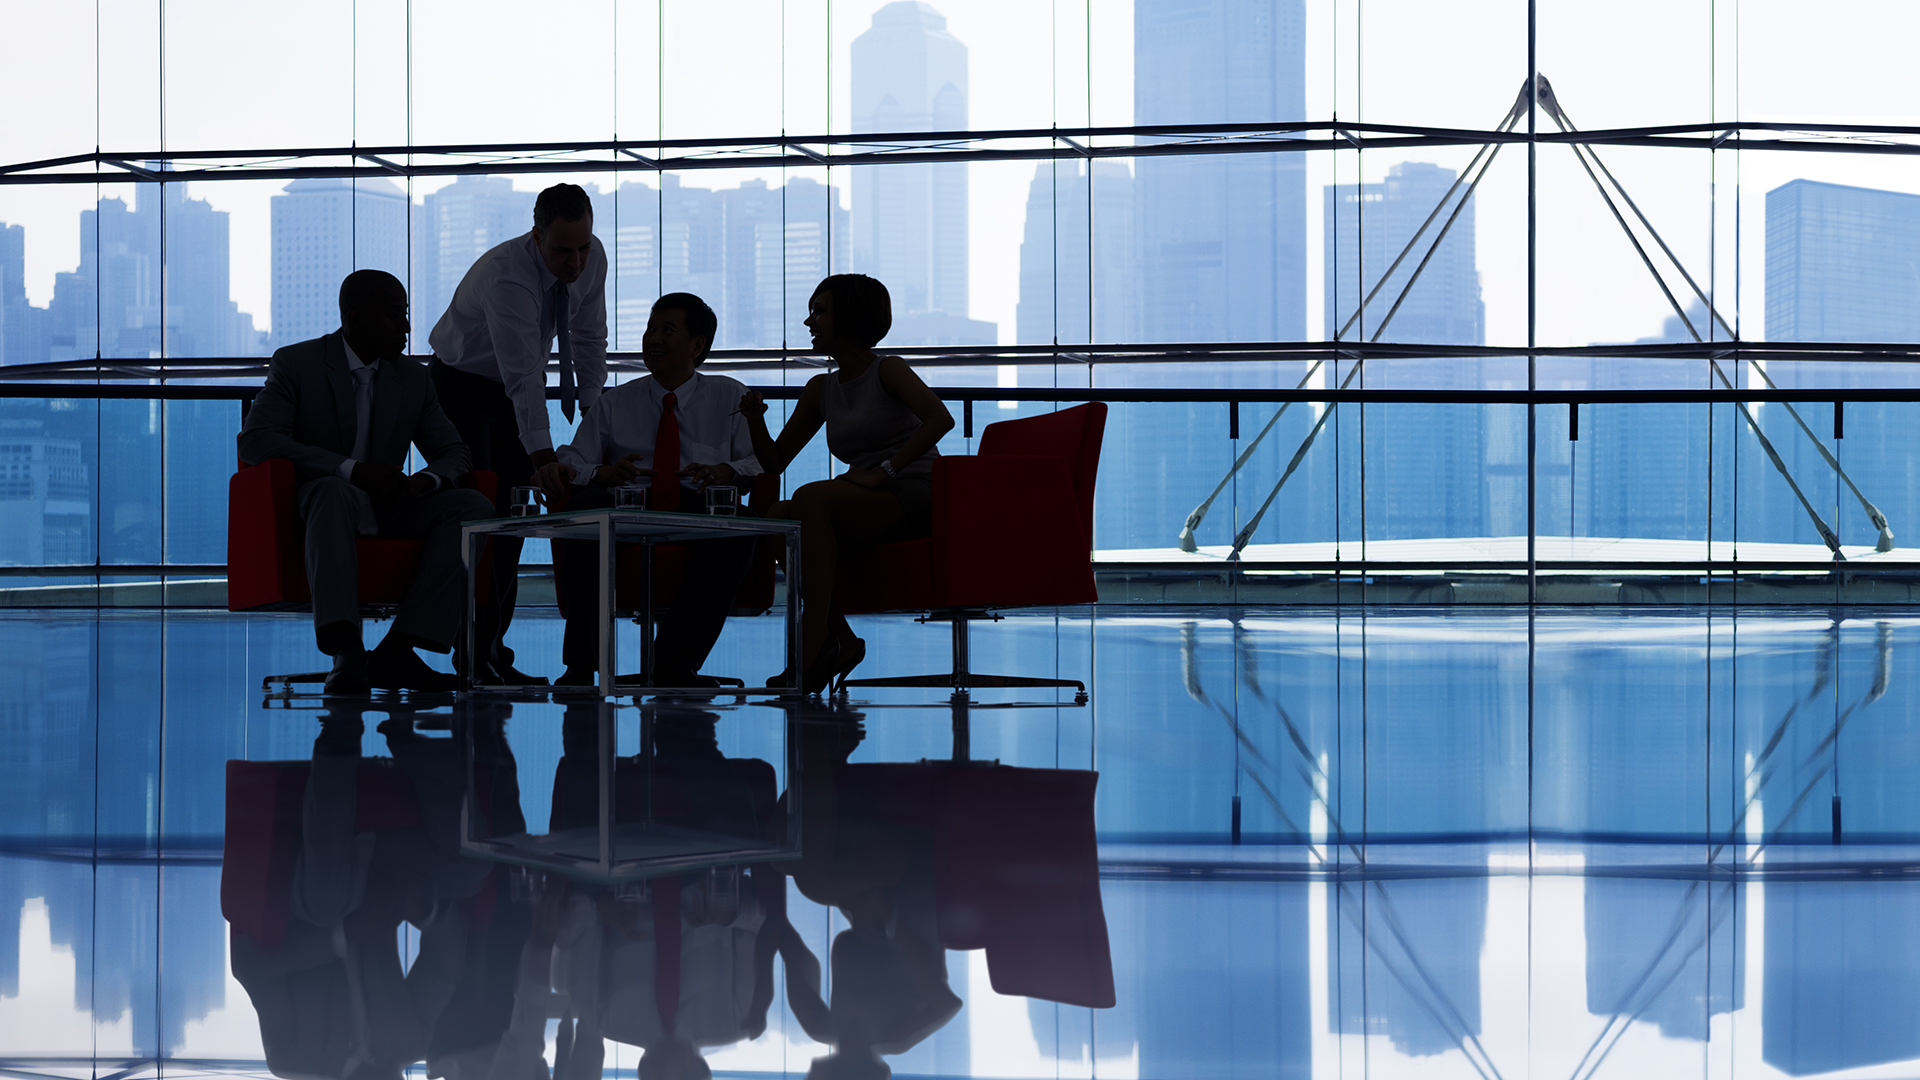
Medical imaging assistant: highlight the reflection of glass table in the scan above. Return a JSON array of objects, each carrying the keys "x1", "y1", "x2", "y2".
[
  {"x1": 461, "y1": 507, "x2": 802, "y2": 696},
  {"x1": 460, "y1": 699, "x2": 800, "y2": 883}
]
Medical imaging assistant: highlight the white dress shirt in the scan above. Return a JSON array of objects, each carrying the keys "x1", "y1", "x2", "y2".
[
  {"x1": 338, "y1": 338, "x2": 443, "y2": 493},
  {"x1": 555, "y1": 371, "x2": 761, "y2": 490},
  {"x1": 429, "y1": 231, "x2": 609, "y2": 454}
]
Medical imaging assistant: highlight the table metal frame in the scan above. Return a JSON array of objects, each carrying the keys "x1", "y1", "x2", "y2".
[{"x1": 462, "y1": 507, "x2": 802, "y2": 696}]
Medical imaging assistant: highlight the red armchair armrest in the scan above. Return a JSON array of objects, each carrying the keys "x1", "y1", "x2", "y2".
[{"x1": 931, "y1": 454, "x2": 1096, "y2": 607}]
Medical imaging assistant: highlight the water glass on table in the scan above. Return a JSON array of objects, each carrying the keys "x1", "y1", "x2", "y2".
[
  {"x1": 509, "y1": 486, "x2": 541, "y2": 517},
  {"x1": 705, "y1": 485, "x2": 738, "y2": 516},
  {"x1": 615, "y1": 485, "x2": 648, "y2": 510}
]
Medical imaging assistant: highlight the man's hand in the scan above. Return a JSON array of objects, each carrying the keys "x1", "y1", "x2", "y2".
[
  {"x1": 350, "y1": 461, "x2": 411, "y2": 506},
  {"x1": 680, "y1": 461, "x2": 737, "y2": 491},
  {"x1": 529, "y1": 448, "x2": 559, "y2": 470},
  {"x1": 405, "y1": 472, "x2": 436, "y2": 499},
  {"x1": 838, "y1": 467, "x2": 887, "y2": 489},
  {"x1": 592, "y1": 452, "x2": 653, "y2": 488},
  {"x1": 534, "y1": 460, "x2": 576, "y2": 502}
]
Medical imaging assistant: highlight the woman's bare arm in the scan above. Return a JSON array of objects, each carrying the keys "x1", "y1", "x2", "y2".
[
  {"x1": 742, "y1": 375, "x2": 827, "y2": 476},
  {"x1": 873, "y1": 357, "x2": 954, "y2": 474}
]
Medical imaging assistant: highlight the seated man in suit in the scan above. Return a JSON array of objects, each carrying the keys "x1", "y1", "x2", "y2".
[
  {"x1": 239, "y1": 269, "x2": 494, "y2": 693},
  {"x1": 534, "y1": 293, "x2": 761, "y2": 688}
]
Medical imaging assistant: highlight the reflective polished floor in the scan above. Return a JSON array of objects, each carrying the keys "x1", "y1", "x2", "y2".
[{"x1": 2, "y1": 605, "x2": 1918, "y2": 1078}]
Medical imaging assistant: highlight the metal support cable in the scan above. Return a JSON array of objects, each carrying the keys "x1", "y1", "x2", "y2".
[
  {"x1": 1178, "y1": 360, "x2": 1327, "y2": 552},
  {"x1": 1334, "y1": 84, "x2": 1529, "y2": 341},
  {"x1": 1544, "y1": 81, "x2": 1894, "y2": 552},
  {"x1": 1707, "y1": 361, "x2": 1844, "y2": 557},
  {"x1": 1229, "y1": 359, "x2": 1367, "y2": 559}
]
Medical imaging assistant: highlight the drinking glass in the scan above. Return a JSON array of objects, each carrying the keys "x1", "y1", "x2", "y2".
[
  {"x1": 615, "y1": 485, "x2": 648, "y2": 510},
  {"x1": 706, "y1": 485, "x2": 739, "y2": 516},
  {"x1": 509, "y1": 486, "x2": 540, "y2": 517}
]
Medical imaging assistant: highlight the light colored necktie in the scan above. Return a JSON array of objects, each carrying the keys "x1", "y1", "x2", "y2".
[
  {"x1": 352, "y1": 365, "x2": 374, "y2": 463},
  {"x1": 552, "y1": 279, "x2": 577, "y2": 422}
]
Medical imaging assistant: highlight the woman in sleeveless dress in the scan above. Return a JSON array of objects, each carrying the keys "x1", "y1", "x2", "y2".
[{"x1": 740, "y1": 275, "x2": 954, "y2": 694}]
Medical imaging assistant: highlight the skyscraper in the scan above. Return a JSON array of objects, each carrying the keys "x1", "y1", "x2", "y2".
[
  {"x1": 850, "y1": 1, "x2": 993, "y2": 346},
  {"x1": 270, "y1": 178, "x2": 408, "y2": 348},
  {"x1": 1764, "y1": 178, "x2": 1920, "y2": 550},
  {"x1": 411, "y1": 175, "x2": 535, "y2": 341},
  {"x1": 1016, "y1": 161, "x2": 1137, "y2": 345},
  {"x1": 0, "y1": 222, "x2": 49, "y2": 366},
  {"x1": 43, "y1": 184, "x2": 262, "y2": 361},
  {"x1": 613, "y1": 174, "x2": 849, "y2": 351},
  {"x1": 1325, "y1": 162, "x2": 1487, "y2": 539},
  {"x1": 1134, "y1": 0, "x2": 1306, "y2": 344}
]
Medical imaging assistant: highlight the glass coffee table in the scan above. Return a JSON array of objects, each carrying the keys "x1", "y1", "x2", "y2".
[{"x1": 462, "y1": 507, "x2": 802, "y2": 696}]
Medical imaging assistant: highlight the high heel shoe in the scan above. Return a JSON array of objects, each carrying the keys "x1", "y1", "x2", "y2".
[
  {"x1": 767, "y1": 636, "x2": 844, "y2": 696},
  {"x1": 830, "y1": 634, "x2": 866, "y2": 694},
  {"x1": 801, "y1": 636, "x2": 843, "y2": 696}
]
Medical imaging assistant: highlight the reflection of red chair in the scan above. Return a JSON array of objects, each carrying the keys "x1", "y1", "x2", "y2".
[
  {"x1": 838, "y1": 403, "x2": 1107, "y2": 699},
  {"x1": 226, "y1": 459, "x2": 497, "y2": 688},
  {"x1": 836, "y1": 762, "x2": 1113, "y2": 1009},
  {"x1": 551, "y1": 472, "x2": 782, "y2": 618},
  {"x1": 220, "y1": 758, "x2": 497, "y2": 953}
]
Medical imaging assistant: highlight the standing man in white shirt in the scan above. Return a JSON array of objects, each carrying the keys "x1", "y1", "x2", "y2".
[
  {"x1": 429, "y1": 183, "x2": 609, "y2": 685},
  {"x1": 534, "y1": 293, "x2": 760, "y2": 688}
]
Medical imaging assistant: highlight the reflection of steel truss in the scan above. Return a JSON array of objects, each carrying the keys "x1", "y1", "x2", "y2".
[{"x1": 9, "y1": 117, "x2": 1920, "y2": 185}]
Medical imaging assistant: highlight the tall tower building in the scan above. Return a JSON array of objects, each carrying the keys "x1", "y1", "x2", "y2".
[
  {"x1": 850, "y1": 2, "x2": 992, "y2": 346},
  {"x1": 44, "y1": 184, "x2": 261, "y2": 361},
  {"x1": 0, "y1": 223, "x2": 50, "y2": 366},
  {"x1": 1760, "y1": 178, "x2": 1920, "y2": 550},
  {"x1": 412, "y1": 175, "x2": 535, "y2": 340},
  {"x1": 270, "y1": 178, "x2": 409, "y2": 349},
  {"x1": 1134, "y1": 0, "x2": 1306, "y2": 344},
  {"x1": 1324, "y1": 162, "x2": 1487, "y2": 539},
  {"x1": 1016, "y1": 161, "x2": 1137, "y2": 346}
]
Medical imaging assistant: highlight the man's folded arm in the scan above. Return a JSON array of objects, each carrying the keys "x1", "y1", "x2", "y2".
[
  {"x1": 412, "y1": 376, "x2": 472, "y2": 486},
  {"x1": 483, "y1": 278, "x2": 556, "y2": 454},
  {"x1": 572, "y1": 260, "x2": 609, "y2": 413},
  {"x1": 236, "y1": 353, "x2": 350, "y2": 480}
]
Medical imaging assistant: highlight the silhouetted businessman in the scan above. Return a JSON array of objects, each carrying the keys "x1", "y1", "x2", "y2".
[{"x1": 238, "y1": 270, "x2": 491, "y2": 693}]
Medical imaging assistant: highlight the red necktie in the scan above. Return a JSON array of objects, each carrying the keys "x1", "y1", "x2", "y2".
[{"x1": 652, "y1": 392, "x2": 681, "y2": 511}]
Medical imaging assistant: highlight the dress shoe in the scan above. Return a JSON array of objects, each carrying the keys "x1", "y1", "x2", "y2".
[
  {"x1": 324, "y1": 648, "x2": 371, "y2": 695},
  {"x1": 555, "y1": 667, "x2": 598, "y2": 688},
  {"x1": 368, "y1": 643, "x2": 463, "y2": 692},
  {"x1": 476, "y1": 657, "x2": 550, "y2": 687},
  {"x1": 654, "y1": 666, "x2": 725, "y2": 690}
]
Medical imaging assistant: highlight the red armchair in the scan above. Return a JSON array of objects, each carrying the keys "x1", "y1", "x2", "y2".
[
  {"x1": 839, "y1": 402, "x2": 1106, "y2": 701},
  {"x1": 228, "y1": 458, "x2": 496, "y2": 688}
]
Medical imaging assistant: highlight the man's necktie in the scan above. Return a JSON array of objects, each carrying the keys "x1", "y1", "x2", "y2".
[
  {"x1": 551, "y1": 279, "x2": 577, "y2": 422},
  {"x1": 652, "y1": 392, "x2": 680, "y2": 511},
  {"x1": 351, "y1": 364, "x2": 375, "y2": 463}
]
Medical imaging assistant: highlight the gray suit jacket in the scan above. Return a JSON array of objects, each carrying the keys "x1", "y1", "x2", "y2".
[{"x1": 239, "y1": 332, "x2": 471, "y2": 485}]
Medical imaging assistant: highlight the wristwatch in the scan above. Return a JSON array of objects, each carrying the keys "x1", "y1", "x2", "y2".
[{"x1": 879, "y1": 459, "x2": 898, "y2": 480}]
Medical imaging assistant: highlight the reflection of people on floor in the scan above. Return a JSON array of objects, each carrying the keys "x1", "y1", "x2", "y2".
[
  {"x1": 229, "y1": 706, "x2": 496, "y2": 1080},
  {"x1": 536, "y1": 294, "x2": 762, "y2": 689},
  {"x1": 776, "y1": 716, "x2": 961, "y2": 1079},
  {"x1": 545, "y1": 705, "x2": 780, "y2": 1077}
]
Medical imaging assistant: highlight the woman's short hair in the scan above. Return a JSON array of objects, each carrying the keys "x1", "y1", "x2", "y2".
[
  {"x1": 652, "y1": 292, "x2": 718, "y2": 364},
  {"x1": 817, "y1": 274, "x2": 891, "y2": 348}
]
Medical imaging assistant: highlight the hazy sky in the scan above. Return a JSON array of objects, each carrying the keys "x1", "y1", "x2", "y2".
[{"x1": 5, "y1": 1, "x2": 1920, "y2": 350}]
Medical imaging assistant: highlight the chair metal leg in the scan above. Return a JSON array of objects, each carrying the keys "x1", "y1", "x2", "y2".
[{"x1": 840, "y1": 609, "x2": 1089, "y2": 703}]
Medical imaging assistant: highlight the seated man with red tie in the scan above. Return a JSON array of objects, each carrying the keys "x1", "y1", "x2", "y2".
[{"x1": 535, "y1": 293, "x2": 761, "y2": 688}]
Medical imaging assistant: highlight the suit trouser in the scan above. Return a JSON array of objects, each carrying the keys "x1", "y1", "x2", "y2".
[
  {"x1": 555, "y1": 484, "x2": 757, "y2": 674},
  {"x1": 298, "y1": 476, "x2": 494, "y2": 651},
  {"x1": 429, "y1": 358, "x2": 530, "y2": 666}
]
